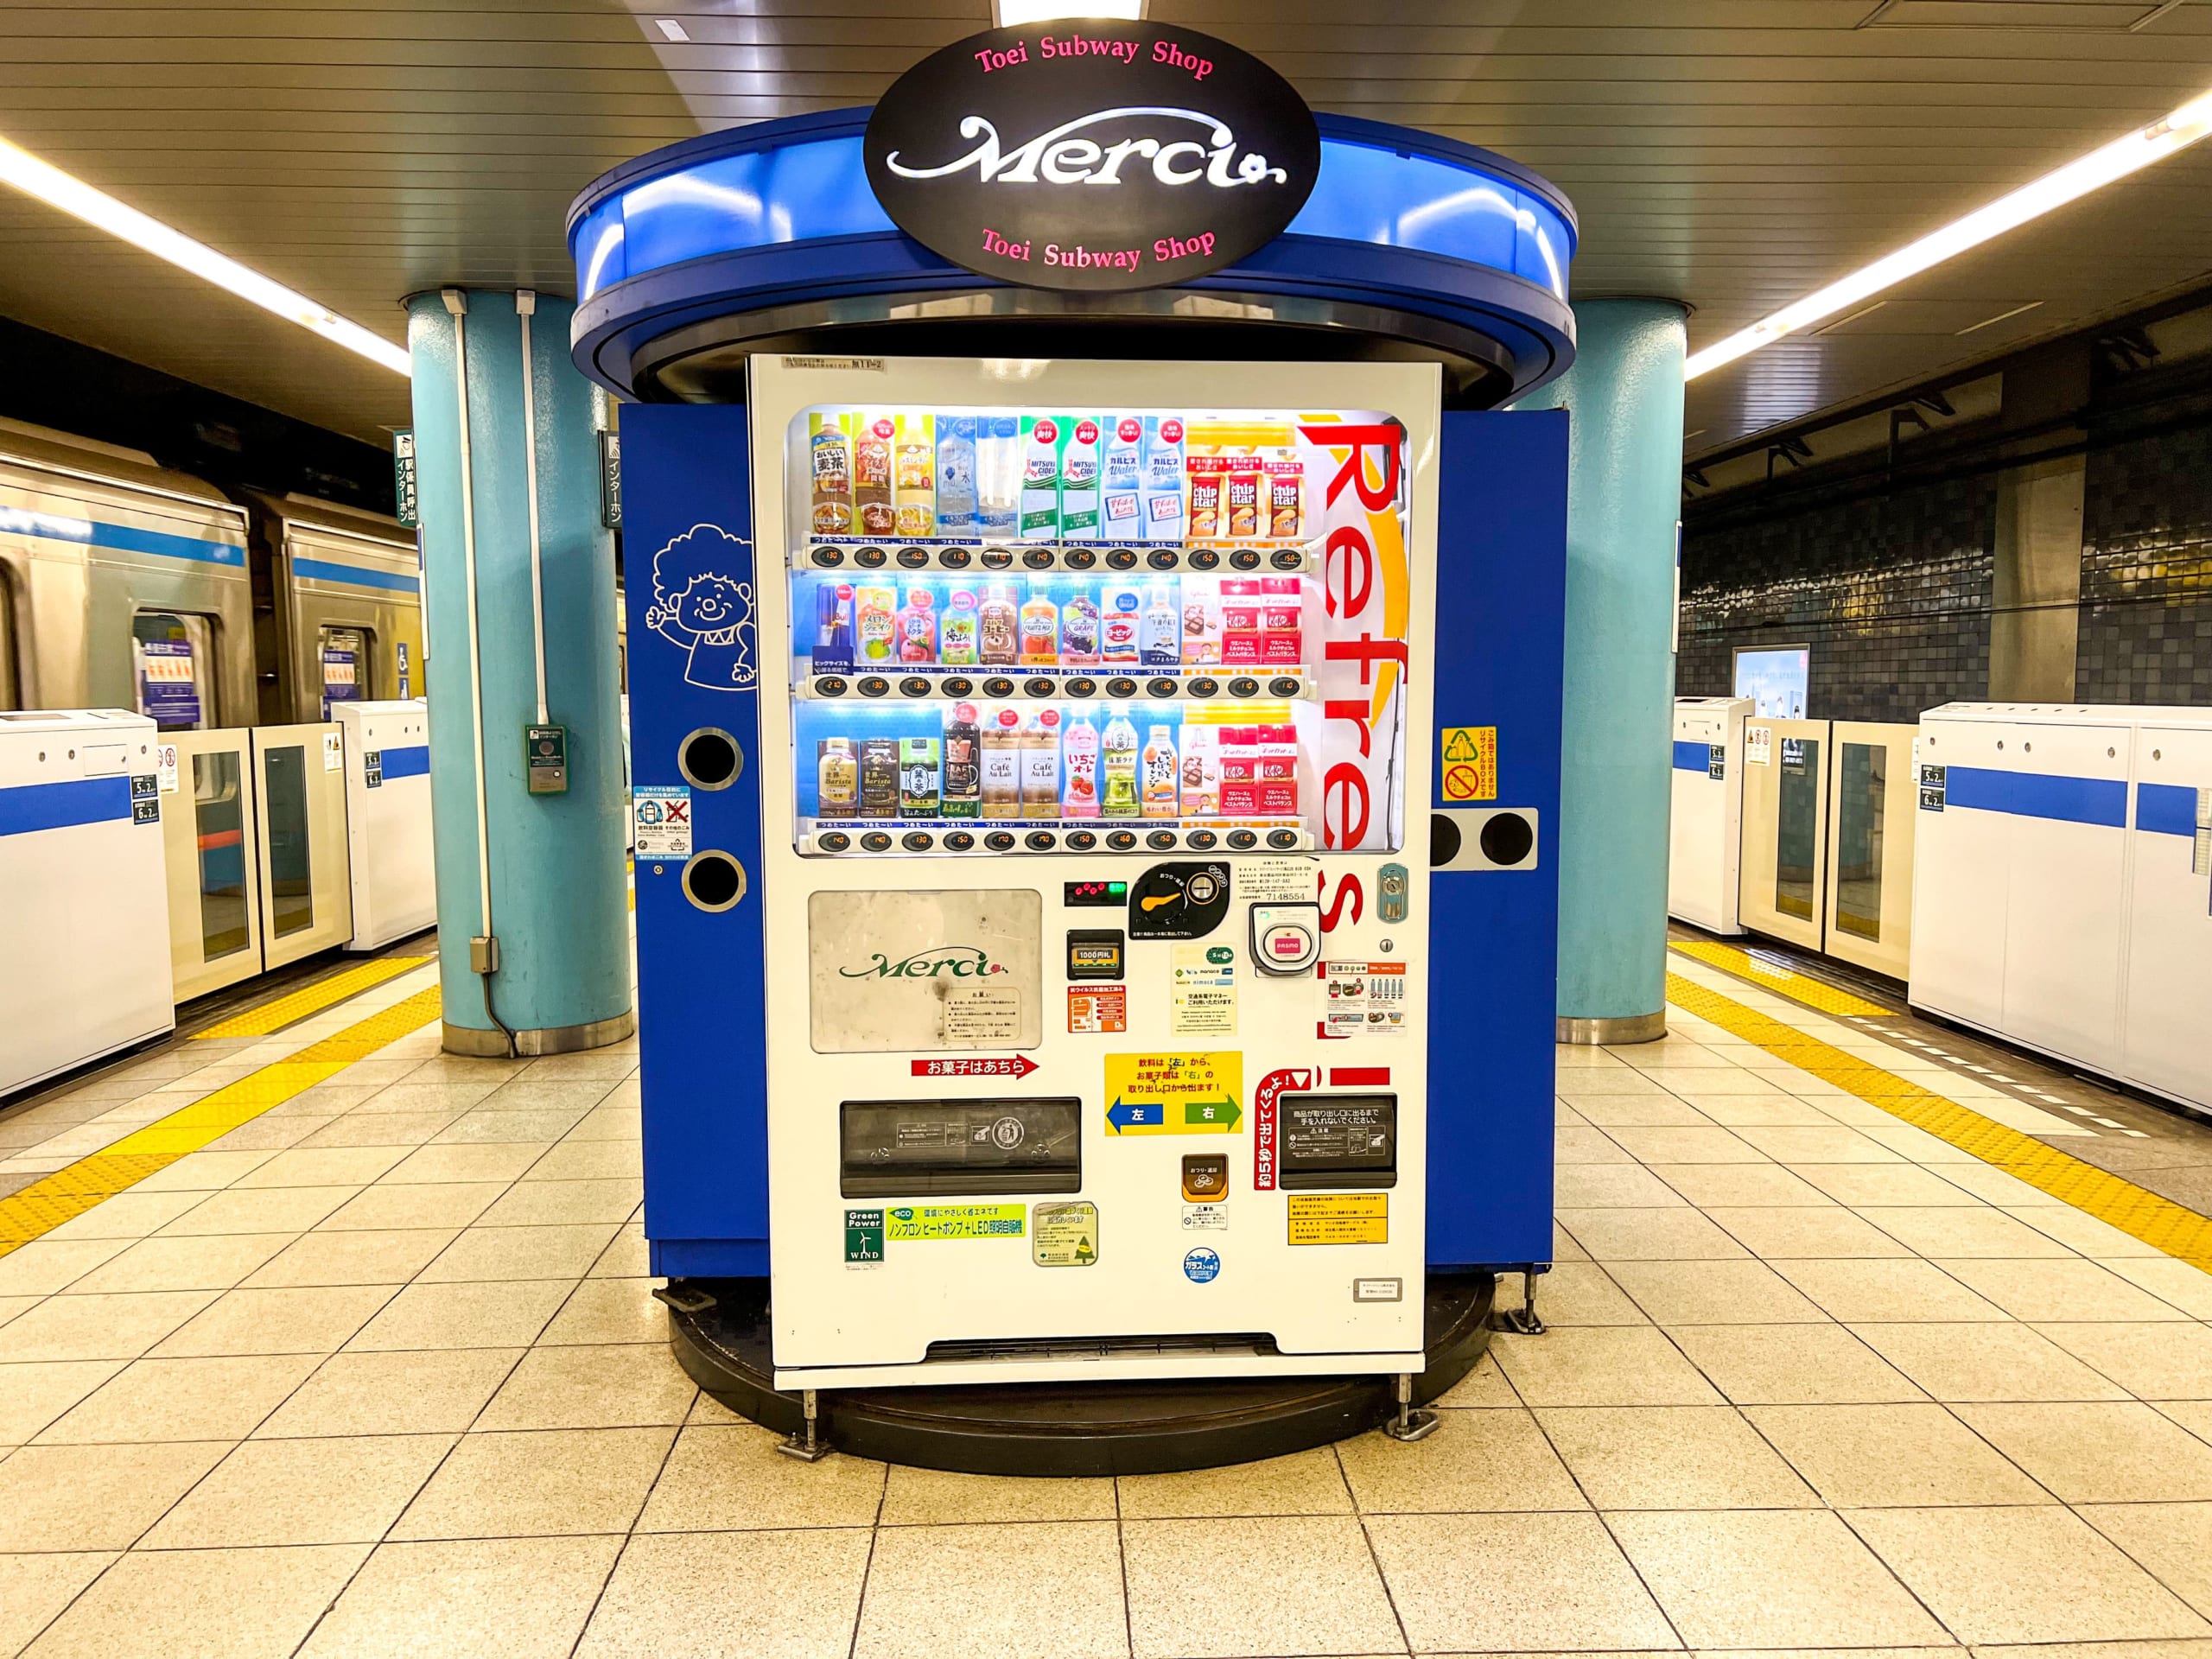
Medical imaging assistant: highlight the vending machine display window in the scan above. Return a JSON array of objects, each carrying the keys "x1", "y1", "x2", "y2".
[{"x1": 780, "y1": 405, "x2": 1412, "y2": 861}]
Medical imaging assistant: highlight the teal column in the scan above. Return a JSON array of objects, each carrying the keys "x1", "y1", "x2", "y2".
[
  {"x1": 1522, "y1": 299, "x2": 1688, "y2": 1044},
  {"x1": 406, "y1": 289, "x2": 633, "y2": 1055}
]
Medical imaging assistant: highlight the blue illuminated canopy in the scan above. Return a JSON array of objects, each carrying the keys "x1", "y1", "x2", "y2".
[{"x1": 568, "y1": 109, "x2": 1578, "y2": 404}]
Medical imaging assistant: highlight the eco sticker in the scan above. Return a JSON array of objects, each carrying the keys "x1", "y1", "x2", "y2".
[
  {"x1": 887, "y1": 1202, "x2": 1026, "y2": 1242},
  {"x1": 1440, "y1": 725, "x2": 1497, "y2": 802},
  {"x1": 1183, "y1": 1246, "x2": 1222, "y2": 1284},
  {"x1": 1032, "y1": 1200, "x2": 1100, "y2": 1268},
  {"x1": 1104, "y1": 1051, "x2": 1243, "y2": 1135},
  {"x1": 844, "y1": 1208, "x2": 885, "y2": 1267},
  {"x1": 1287, "y1": 1192, "x2": 1389, "y2": 1246},
  {"x1": 633, "y1": 785, "x2": 693, "y2": 857}
]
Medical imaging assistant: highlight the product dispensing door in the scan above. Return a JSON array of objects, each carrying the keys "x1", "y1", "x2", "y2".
[
  {"x1": 248, "y1": 723, "x2": 352, "y2": 969},
  {"x1": 628, "y1": 355, "x2": 1486, "y2": 1391},
  {"x1": 1738, "y1": 716, "x2": 1830, "y2": 950},
  {"x1": 1822, "y1": 721, "x2": 1916, "y2": 979},
  {"x1": 159, "y1": 728, "x2": 266, "y2": 1001}
]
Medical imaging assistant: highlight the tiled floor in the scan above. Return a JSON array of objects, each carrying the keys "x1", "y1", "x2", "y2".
[{"x1": 2, "y1": 952, "x2": 2211, "y2": 1658}]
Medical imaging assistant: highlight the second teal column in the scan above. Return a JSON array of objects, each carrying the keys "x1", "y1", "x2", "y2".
[{"x1": 1522, "y1": 299, "x2": 1688, "y2": 1043}]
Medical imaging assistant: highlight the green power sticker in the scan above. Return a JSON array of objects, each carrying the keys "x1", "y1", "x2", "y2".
[
  {"x1": 844, "y1": 1209, "x2": 885, "y2": 1265},
  {"x1": 887, "y1": 1203, "x2": 1026, "y2": 1242},
  {"x1": 1033, "y1": 1200, "x2": 1099, "y2": 1268}
]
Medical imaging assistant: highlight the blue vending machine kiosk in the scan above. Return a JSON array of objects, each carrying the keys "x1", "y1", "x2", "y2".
[{"x1": 569, "y1": 18, "x2": 1575, "y2": 1472}]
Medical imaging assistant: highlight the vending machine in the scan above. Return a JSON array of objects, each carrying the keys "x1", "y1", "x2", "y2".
[{"x1": 626, "y1": 353, "x2": 1565, "y2": 1395}]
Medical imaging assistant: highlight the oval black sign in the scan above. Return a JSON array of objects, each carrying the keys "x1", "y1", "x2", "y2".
[{"x1": 863, "y1": 21, "x2": 1319, "y2": 294}]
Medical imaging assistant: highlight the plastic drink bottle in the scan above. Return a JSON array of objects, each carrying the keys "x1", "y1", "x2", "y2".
[
  {"x1": 896, "y1": 587, "x2": 937, "y2": 664},
  {"x1": 1019, "y1": 588, "x2": 1059, "y2": 665},
  {"x1": 941, "y1": 703, "x2": 981, "y2": 819},
  {"x1": 938, "y1": 588, "x2": 979, "y2": 666},
  {"x1": 1100, "y1": 585, "x2": 1142, "y2": 664},
  {"x1": 1060, "y1": 710, "x2": 1100, "y2": 817},
  {"x1": 1059, "y1": 590, "x2": 1100, "y2": 666},
  {"x1": 1021, "y1": 708, "x2": 1062, "y2": 819},
  {"x1": 817, "y1": 737, "x2": 857, "y2": 817},
  {"x1": 854, "y1": 584, "x2": 897, "y2": 664},
  {"x1": 1141, "y1": 724, "x2": 1179, "y2": 818},
  {"x1": 981, "y1": 709, "x2": 1022, "y2": 818},
  {"x1": 1179, "y1": 725, "x2": 1218, "y2": 817},
  {"x1": 1139, "y1": 584, "x2": 1179, "y2": 667},
  {"x1": 1101, "y1": 713, "x2": 1140, "y2": 818},
  {"x1": 977, "y1": 583, "x2": 1019, "y2": 666}
]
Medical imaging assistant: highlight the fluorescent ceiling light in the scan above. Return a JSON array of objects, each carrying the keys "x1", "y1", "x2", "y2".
[
  {"x1": 995, "y1": 1, "x2": 1145, "y2": 24},
  {"x1": 1684, "y1": 85, "x2": 2212, "y2": 381},
  {"x1": 654, "y1": 18, "x2": 690, "y2": 41},
  {"x1": 0, "y1": 132, "x2": 411, "y2": 376}
]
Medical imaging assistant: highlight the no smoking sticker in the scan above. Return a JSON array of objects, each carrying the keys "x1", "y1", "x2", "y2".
[{"x1": 1440, "y1": 726, "x2": 1497, "y2": 802}]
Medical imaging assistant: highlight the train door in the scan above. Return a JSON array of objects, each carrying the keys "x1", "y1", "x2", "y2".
[
  {"x1": 131, "y1": 608, "x2": 222, "y2": 730},
  {"x1": 316, "y1": 622, "x2": 376, "y2": 718},
  {"x1": 1738, "y1": 717, "x2": 1831, "y2": 951},
  {"x1": 1821, "y1": 721, "x2": 1916, "y2": 979},
  {"x1": 249, "y1": 723, "x2": 354, "y2": 967},
  {"x1": 161, "y1": 729, "x2": 267, "y2": 999}
]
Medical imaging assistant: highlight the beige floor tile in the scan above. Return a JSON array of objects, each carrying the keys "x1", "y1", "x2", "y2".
[
  {"x1": 2034, "y1": 1321, "x2": 2212, "y2": 1399},
  {"x1": 60, "y1": 1231, "x2": 294, "y2": 1296},
  {"x1": 344, "y1": 1276, "x2": 574, "y2": 1351},
  {"x1": 1668, "y1": 1325, "x2": 1927, "y2": 1405},
  {"x1": 1862, "y1": 1122, "x2": 1983, "y2": 1164},
  {"x1": 1124, "y1": 1514, "x2": 1402, "y2": 1657},
  {"x1": 0, "y1": 1357, "x2": 125, "y2": 1443},
  {"x1": 1539, "y1": 1405, "x2": 1821, "y2": 1509},
  {"x1": 148, "y1": 1282, "x2": 399, "y2": 1357},
  {"x1": 159, "y1": 1185, "x2": 356, "y2": 1236},
  {"x1": 479, "y1": 1078, "x2": 624, "y2": 1114},
  {"x1": 2004, "y1": 1204, "x2": 2167, "y2": 1258},
  {"x1": 637, "y1": 1423, "x2": 886, "y2": 1530},
  {"x1": 1771, "y1": 1260, "x2": 2008, "y2": 1323},
  {"x1": 575, "y1": 1528, "x2": 869, "y2": 1659},
  {"x1": 1734, "y1": 1125, "x2": 1904, "y2": 1163},
  {"x1": 1118, "y1": 1446, "x2": 1352, "y2": 1518},
  {"x1": 523, "y1": 1138, "x2": 643, "y2": 1183},
  {"x1": 1706, "y1": 1206, "x2": 1913, "y2": 1259},
  {"x1": 1432, "y1": 1350, "x2": 1520, "y2": 1407},
  {"x1": 1567, "y1": 1096, "x2": 1717, "y2": 1128},
  {"x1": 0, "y1": 1439, "x2": 229, "y2": 1549},
  {"x1": 315, "y1": 1182, "x2": 509, "y2": 1231},
  {"x1": 2078, "y1": 1502, "x2": 2212, "y2": 1619},
  {"x1": 569, "y1": 1105, "x2": 644, "y2": 1142},
  {"x1": 1557, "y1": 1125, "x2": 1636, "y2": 1163},
  {"x1": 36, "y1": 1351, "x2": 318, "y2": 1443},
  {"x1": 142, "y1": 1431, "x2": 454, "y2": 1547},
  {"x1": 1793, "y1": 1164, "x2": 1990, "y2": 1207},
  {"x1": 1936, "y1": 1257, "x2": 2196, "y2": 1322},
  {"x1": 391, "y1": 1425, "x2": 673, "y2": 1538},
  {"x1": 297, "y1": 1109, "x2": 469, "y2": 1148},
  {"x1": 1557, "y1": 1207, "x2": 1752, "y2": 1262},
  {"x1": 1554, "y1": 1220, "x2": 1592, "y2": 1262},
  {"x1": 382, "y1": 1141, "x2": 545, "y2": 1185},
  {"x1": 1925, "y1": 1161, "x2": 2063, "y2": 1207},
  {"x1": 1607, "y1": 1126, "x2": 1770, "y2": 1165},
  {"x1": 0, "y1": 1552, "x2": 117, "y2": 1657},
  {"x1": 1556, "y1": 1164, "x2": 1693, "y2": 1208},
  {"x1": 0, "y1": 1238, "x2": 127, "y2": 1297},
  {"x1": 1862, "y1": 1207, "x2": 2077, "y2": 1259},
  {"x1": 1955, "y1": 1402, "x2": 2212, "y2": 1502},
  {"x1": 1653, "y1": 1163, "x2": 1834, "y2": 1208},
  {"x1": 1745, "y1": 1403, "x2": 2053, "y2": 1505},
  {"x1": 1528, "y1": 1262, "x2": 1651, "y2": 1325},
  {"x1": 1339, "y1": 1406, "x2": 1587, "y2": 1513},
  {"x1": 256, "y1": 1346, "x2": 524, "y2": 1438},
  {"x1": 354, "y1": 1081, "x2": 505, "y2": 1117},
  {"x1": 18, "y1": 1541, "x2": 367, "y2": 1659},
  {"x1": 1368, "y1": 1510, "x2": 1678, "y2": 1653},
  {"x1": 474, "y1": 1341, "x2": 696, "y2": 1431},
  {"x1": 1849, "y1": 1504, "x2": 2211, "y2": 1643},
  {"x1": 2101, "y1": 1258, "x2": 2212, "y2": 1320},
  {"x1": 232, "y1": 1145, "x2": 410, "y2": 1188},
  {"x1": 130, "y1": 1148, "x2": 276, "y2": 1192},
  {"x1": 417, "y1": 1222, "x2": 619, "y2": 1283},
  {"x1": 1686, "y1": 1095, "x2": 1848, "y2": 1126},
  {"x1": 1495, "y1": 1326, "x2": 1722, "y2": 1407},
  {"x1": 1607, "y1": 1259, "x2": 1829, "y2": 1325},
  {"x1": 588, "y1": 1228, "x2": 653, "y2": 1279},
  {"x1": 1852, "y1": 1321, "x2": 2133, "y2": 1402},
  {"x1": 540, "y1": 1277, "x2": 665, "y2": 1344},
  {"x1": 1611, "y1": 1508, "x2": 1950, "y2": 1649},
  {"x1": 242, "y1": 1228, "x2": 459, "y2": 1288},
  {"x1": 2158, "y1": 1400, "x2": 2212, "y2": 1441},
  {"x1": 476, "y1": 1178, "x2": 643, "y2": 1226},
  {"x1": 41, "y1": 1191, "x2": 207, "y2": 1242},
  {"x1": 296, "y1": 1535, "x2": 622, "y2": 1659},
  {"x1": 433, "y1": 1108, "x2": 591, "y2": 1145},
  {"x1": 854, "y1": 1521, "x2": 1128, "y2": 1659},
  {"x1": 517, "y1": 1052, "x2": 637, "y2": 1081},
  {"x1": 881, "y1": 1464, "x2": 1116, "y2": 1523}
]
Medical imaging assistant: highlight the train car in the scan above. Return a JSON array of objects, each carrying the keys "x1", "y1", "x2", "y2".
[
  {"x1": 244, "y1": 491, "x2": 423, "y2": 724},
  {"x1": 0, "y1": 417, "x2": 256, "y2": 728}
]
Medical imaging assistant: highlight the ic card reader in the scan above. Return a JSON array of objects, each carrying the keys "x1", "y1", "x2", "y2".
[{"x1": 1249, "y1": 902, "x2": 1321, "y2": 976}]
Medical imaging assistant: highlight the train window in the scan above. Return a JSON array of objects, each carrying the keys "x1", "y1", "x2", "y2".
[
  {"x1": 318, "y1": 625, "x2": 372, "y2": 719},
  {"x1": 262, "y1": 744, "x2": 315, "y2": 938},
  {"x1": 192, "y1": 750, "x2": 251, "y2": 962},
  {"x1": 131, "y1": 611, "x2": 216, "y2": 731}
]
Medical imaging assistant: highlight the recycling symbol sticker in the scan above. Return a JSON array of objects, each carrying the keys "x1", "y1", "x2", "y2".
[{"x1": 1440, "y1": 726, "x2": 1497, "y2": 803}]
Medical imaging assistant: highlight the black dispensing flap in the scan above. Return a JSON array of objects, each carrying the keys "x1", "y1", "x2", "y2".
[
  {"x1": 1276, "y1": 1093, "x2": 1398, "y2": 1191},
  {"x1": 840, "y1": 1097, "x2": 1083, "y2": 1198}
]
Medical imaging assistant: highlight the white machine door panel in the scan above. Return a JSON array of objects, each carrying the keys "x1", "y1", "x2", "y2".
[
  {"x1": 1992, "y1": 722, "x2": 2129, "y2": 1075},
  {"x1": 1823, "y1": 721, "x2": 1915, "y2": 980},
  {"x1": 251, "y1": 723, "x2": 354, "y2": 968},
  {"x1": 1909, "y1": 720, "x2": 2009, "y2": 1033},
  {"x1": 161, "y1": 731, "x2": 264, "y2": 1000},
  {"x1": 2120, "y1": 725, "x2": 2212, "y2": 1111}
]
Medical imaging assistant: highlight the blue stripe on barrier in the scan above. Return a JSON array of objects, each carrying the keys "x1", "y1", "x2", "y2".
[
  {"x1": 2137, "y1": 780, "x2": 2202, "y2": 837},
  {"x1": 0, "y1": 776, "x2": 132, "y2": 837},
  {"x1": 293, "y1": 556, "x2": 420, "y2": 595},
  {"x1": 1944, "y1": 765, "x2": 2127, "y2": 828},
  {"x1": 1, "y1": 510, "x2": 245, "y2": 568},
  {"x1": 378, "y1": 745, "x2": 430, "y2": 779},
  {"x1": 1673, "y1": 740, "x2": 1712, "y2": 773}
]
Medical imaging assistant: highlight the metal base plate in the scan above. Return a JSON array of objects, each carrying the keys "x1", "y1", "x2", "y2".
[
  {"x1": 442, "y1": 1010, "x2": 637, "y2": 1058},
  {"x1": 664, "y1": 1273, "x2": 1496, "y2": 1477}
]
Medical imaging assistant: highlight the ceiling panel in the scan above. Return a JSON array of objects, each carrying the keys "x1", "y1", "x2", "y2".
[{"x1": 0, "y1": 0, "x2": 2209, "y2": 451}]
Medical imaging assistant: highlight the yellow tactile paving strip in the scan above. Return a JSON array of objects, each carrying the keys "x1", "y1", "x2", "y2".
[
  {"x1": 1669, "y1": 971, "x2": 2212, "y2": 1271},
  {"x1": 190, "y1": 954, "x2": 432, "y2": 1039},
  {"x1": 1670, "y1": 938, "x2": 1892, "y2": 1018},
  {"x1": 0, "y1": 985, "x2": 442, "y2": 1256}
]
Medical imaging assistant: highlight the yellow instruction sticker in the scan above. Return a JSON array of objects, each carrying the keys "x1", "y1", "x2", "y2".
[
  {"x1": 1287, "y1": 1192, "x2": 1389, "y2": 1246},
  {"x1": 887, "y1": 1203, "x2": 1026, "y2": 1242},
  {"x1": 1440, "y1": 726, "x2": 1497, "y2": 802},
  {"x1": 1104, "y1": 1052, "x2": 1244, "y2": 1135}
]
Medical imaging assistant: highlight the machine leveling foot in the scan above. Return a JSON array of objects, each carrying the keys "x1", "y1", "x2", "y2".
[
  {"x1": 1380, "y1": 1372, "x2": 1440, "y2": 1442},
  {"x1": 778, "y1": 1389, "x2": 835, "y2": 1462},
  {"x1": 1491, "y1": 1268, "x2": 1546, "y2": 1335}
]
